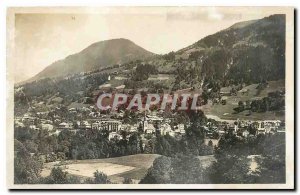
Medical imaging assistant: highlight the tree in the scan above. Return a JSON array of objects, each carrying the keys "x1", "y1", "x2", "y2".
[
  {"x1": 140, "y1": 154, "x2": 210, "y2": 184},
  {"x1": 208, "y1": 140, "x2": 213, "y2": 147},
  {"x1": 163, "y1": 51, "x2": 175, "y2": 61},
  {"x1": 123, "y1": 177, "x2": 133, "y2": 184},
  {"x1": 42, "y1": 167, "x2": 81, "y2": 184},
  {"x1": 209, "y1": 155, "x2": 255, "y2": 184},
  {"x1": 140, "y1": 156, "x2": 172, "y2": 184},
  {"x1": 211, "y1": 133, "x2": 286, "y2": 184},
  {"x1": 93, "y1": 170, "x2": 110, "y2": 184},
  {"x1": 171, "y1": 154, "x2": 209, "y2": 184},
  {"x1": 255, "y1": 155, "x2": 285, "y2": 183},
  {"x1": 47, "y1": 167, "x2": 68, "y2": 184},
  {"x1": 181, "y1": 110, "x2": 207, "y2": 155},
  {"x1": 221, "y1": 99, "x2": 227, "y2": 105},
  {"x1": 14, "y1": 139, "x2": 43, "y2": 184},
  {"x1": 248, "y1": 124, "x2": 257, "y2": 135},
  {"x1": 238, "y1": 101, "x2": 244, "y2": 111}
]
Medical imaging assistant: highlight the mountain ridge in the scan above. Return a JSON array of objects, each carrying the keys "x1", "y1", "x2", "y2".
[
  {"x1": 156, "y1": 14, "x2": 286, "y2": 88},
  {"x1": 26, "y1": 38, "x2": 155, "y2": 83},
  {"x1": 24, "y1": 14, "x2": 285, "y2": 86}
]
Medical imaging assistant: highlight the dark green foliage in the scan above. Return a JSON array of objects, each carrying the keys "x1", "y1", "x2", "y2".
[
  {"x1": 233, "y1": 101, "x2": 245, "y2": 113},
  {"x1": 188, "y1": 51, "x2": 202, "y2": 61},
  {"x1": 46, "y1": 167, "x2": 68, "y2": 184},
  {"x1": 17, "y1": 72, "x2": 108, "y2": 106},
  {"x1": 172, "y1": 15, "x2": 285, "y2": 90},
  {"x1": 221, "y1": 99, "x2": 227, "y2": 105},
  {"x1": 208, "y1": 140, "x2": 213, "y2": 147},
  {"x1": 255, "y1": 155, "x2": 285, "y2": 183},
  {"x1": 14, "y1": 139, "x2": 43, "y2": 184},
  {"x1": 209, "y1": 155, "x2": 254, "y2": 184},
  {"x1": 163, "y1": 51, "x2": 175, "y2": 61},
  {"x1": 132, "y1": 64, "x2": 158, "y2": 81},
  {"x1": 41, "y1": 167, "x2": 81, "y2": 184},
  {"x1": 94, "y1": 170, "x2": 110, "y2": 184},
  {"x1": 210, "y1": 133, "x2": 285, "y2": 184},
  {"x1": 123, "y1": 177, "x2": 133, "y2": 184},
  {"x1": 233, "y1": 90, "x2": 285, "y2": 113},
  {"x1": 83, "y1": 170, "x2": 110, "y2": 184},
  {"x1": 140, "y1": 154, "x2": 210, "y2": 184},
  {"x1": 41, "y1": 168, "x2": 111, "y2": 184}
]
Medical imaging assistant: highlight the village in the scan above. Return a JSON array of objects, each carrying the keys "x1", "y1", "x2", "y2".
[{"x1": 15, "y1": 103, "x2": 285, "y2": 144}]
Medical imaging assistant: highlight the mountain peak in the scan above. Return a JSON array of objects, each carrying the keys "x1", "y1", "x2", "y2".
[{"x1": 29, "y1": 38, "x2": 155, "y2": 82}]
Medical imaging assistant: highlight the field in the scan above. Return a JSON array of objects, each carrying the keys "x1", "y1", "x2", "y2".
[
  {"x1": 202, "y1": 80, "x2": 285, "y2": 120},
  {"x1": 41, "y1": 153, "x2": 220, "y2": 183},
  {"x1": 58, "y1": 163, "x2": 135, "y2": 177},
  {"x1": 41, "y1": 154, "x2": 161, "y2": 183},
  {"x1": 40, "y1": 153, "x2": 259, "y2": 184}
]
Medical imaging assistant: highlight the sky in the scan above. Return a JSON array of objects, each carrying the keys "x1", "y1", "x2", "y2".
[{"x1": 12, "y1": 7, "x2": 284, "y2": 83}]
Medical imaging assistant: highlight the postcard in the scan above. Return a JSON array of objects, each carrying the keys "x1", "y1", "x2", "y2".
[{"x1": 7, "y1": 7, "x2": 295, "y2": 189}]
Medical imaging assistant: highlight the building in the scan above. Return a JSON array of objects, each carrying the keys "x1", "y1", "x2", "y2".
[
  {"x1": 255, "y1": 120, "x2": 278, "y2": 134},
  {"x1": 148, "y1": 74, "x2": 170, "y2": 81},
  {"x1": 219, "y1": 130, "x2": 226, "y2": 136},
  {"x1": 92, "y1": 120, "x2": 122, "y2": 132},
  {"x1": 115, "y1": 85, "x2": 126, "y2": 90},
  {"x1": 242, "y1": 130, "x2": 250, "y2": 137},
  {"x1": 146, "y1": 115, "x2": 163, "y2": 123},
  {"x1": 79, "y1": 121, "x2": 91, "y2": 129},
  {"x1": 29, "y1": 125, "x2": 39, "y2": 131},
  {"x1": 174, "y1": 124, "x2": 185, "y2": 134},
  {"x1": 220, "y1": 87, "x2": 232, "y2": 96},
  {"x1": 58, "y1": 122, "x2": 73, "y2": 130},
  {"x1": 99, "y1": 83, "x2": 112, "y2": 90},
  {"x1": 160, "y1": 123, "x2": 172, "y2": 136},
  {"x1": 115, "y1": 76, "x2": 127, "y2": 80},
  {"x1": 144, "y1": 122, "x2": 156, "y2": 134},
  {"x1": 129, "y1": 125, "x2": 138, "y2": 133},
  {"x1": 22, "y1": 114, "x2": 36, "y2": 125},
  {"x1": 41, "y1": 124, "x2": 54, "y2": 131},
  {"x1": 238, "y1": 88, "x2": 249, "y2": 95},
  {"x1": 109, "y1": 132, "x2": 121, "y2": 140}
]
